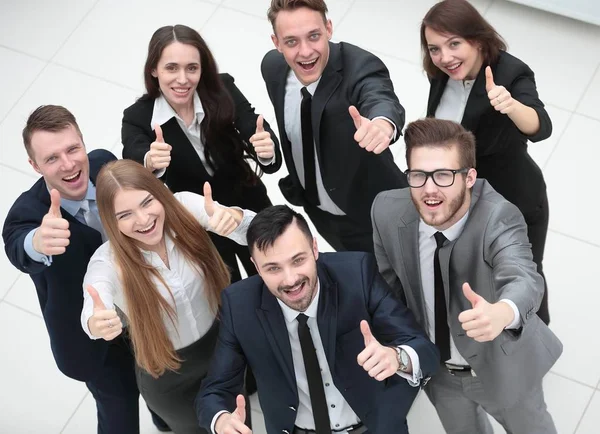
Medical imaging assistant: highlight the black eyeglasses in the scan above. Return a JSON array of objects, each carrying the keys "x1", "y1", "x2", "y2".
[{"x1": 404, "y1": 168, "x2": 470, "y2": 188}]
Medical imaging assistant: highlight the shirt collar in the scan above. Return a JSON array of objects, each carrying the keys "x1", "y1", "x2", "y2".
[
  {"x1": 52, "y1": 180, "x2": 95, "y2": 217},
  {"x1": 140, "y1": 233, "x2": 176, "y2": 259},
  {"x1": 278, "y1": 280, "x2": 321, "y2": 323},
  {"x1": 287, "y1": 69, "x2": 321, "y2": 96},
  {"x1": 419, "y1": 210, "x2": 470, "y2": 243},
  {"x1": 150, "y1": 92, "x2": 204, "y2": 128}
]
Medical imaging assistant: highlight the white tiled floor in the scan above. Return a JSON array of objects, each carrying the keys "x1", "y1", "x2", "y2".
[{"x1": 0, "y1": 0, "x2": 599, "y2": 432}]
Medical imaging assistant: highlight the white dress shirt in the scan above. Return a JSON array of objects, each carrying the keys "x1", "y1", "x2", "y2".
[
  {"x1": 80, "y1": 191, "x2": 255, "y2": 350},
  {"x1": 418, "y1": 212, "x2": 521, "y2": 366},
  {"x1": 434, "y1": 78, "x2": 475, "y2": 123},
  {"x1": 284, "y1": 72, "x2": 346, "y2": 215}
]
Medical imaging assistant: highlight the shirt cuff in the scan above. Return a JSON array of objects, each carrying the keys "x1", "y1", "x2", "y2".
[
  {"x1": 500, "y1": 299, "x2": 522, "y2": 329},
  {"x1": 211, "y1": 410, "x2": 230, "y2": 434},
  {"x1": 257, "y1": 155, "x2": 275, "y2": 166},
  {"x1": 372, "y1": 116, "x2": 397, "y2": 141},
  {"x1": 24, "y1": 228, "x2": 52, "y2": 266},
  {"x1": 143, "y1": 151, "x2": 166, "y2": 178},
  {"x1": 396, "y1": 345, "x2": 422, "y2": 387},
  {"x1": 226, "y1": 207, "x2": 256, "y2": 246}
]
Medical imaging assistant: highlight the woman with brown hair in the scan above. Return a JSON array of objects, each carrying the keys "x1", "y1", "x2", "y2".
[
  {"x1": 122, "y1": 24, "x2": 281, "y2": 284},
  {"x1": 80, "y1": 159, "x2": 254, "y2": 433},
  {"x1": 421, "y1": 0, "x2": 552, "y2": 325}
]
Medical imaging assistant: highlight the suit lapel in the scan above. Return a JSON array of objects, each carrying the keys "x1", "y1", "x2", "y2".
[
  {"x1": 311, "y1": 42, "x2": 343, "y2": 164},
  {"x1": 256, "y1": 285, "x2": 296, "y2": 389},
  {"x1": 426, "y1": 75, "x2": 448, "y2": 117},
  {"x1": 161, "y1": 117, "x2": 209, "y2": 183},
  {"x1": 397, "y1": 208, "x2": 428, "y2": 327},
  {"x1": 316, "y1": 264, "x2": 338, "y2": 368},
  {"x1": 460, "y1": 65, "x2": 488, "y2": 132}
]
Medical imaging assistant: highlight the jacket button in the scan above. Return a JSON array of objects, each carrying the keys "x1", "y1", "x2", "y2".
[
  {"x1": 289, "y1": 406, "x2": 296, "y2": 411},
  {"x1": 282, "y1": 431, "x2": 290, "y2": 434}
]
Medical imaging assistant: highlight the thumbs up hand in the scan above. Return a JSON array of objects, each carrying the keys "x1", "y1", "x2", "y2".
[
  {"x1": 249, "y1": 115, "x2": 274, "y2": 160},
  {"x1": 32, "y1": 189, "x2": 71, "y2": 256},
  {"x1": 203, "y1": 182, "x2": 243, "y2": 237},
  {"x1": 348, "y1": 106, "x2": 394, "y2": 154},
  {"x1": 457, "y1": 282, "x2": 515, "y2": 342},
  {"x1": 356, "y1": 320, "x2": 403, "y2": 381},
  {"x1": 86, "y1": 285, "x2": 122, "y2": 341},
  {"x1": 146, "y1": 124, "x2": 172, "y2": 171},
  {"x1": 214, "y1": 394, "x2": 252, "y2": 434},
  {"x1": 485, "y1": 66, "x2": 515, "y2": 115}
]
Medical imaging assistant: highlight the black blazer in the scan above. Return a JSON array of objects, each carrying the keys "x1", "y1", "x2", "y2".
[
  {"x1": 197, "y1": 252, "x2": 439, "y2": 434},
  {"x1": 122, "y1": 73, "x2": 281, "y2": 212},
  {"x1": 261, "y1": 42, "x2": 408, "y2": 226},
  {"x1": 2, "y1": 150, "x2": 117, "y2": 381},
  {"x1": 427, "y1": 51, "x2": 552, "y2": 215}
]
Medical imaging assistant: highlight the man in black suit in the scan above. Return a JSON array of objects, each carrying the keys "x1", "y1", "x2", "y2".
[
  {"x1": 261, "y1": 0, "x2": 408, "y2": 253},
  {"x1": 196, "y1": 205, "x2": 439, "y2": 434},
  {"x1": 2, "y1": 105, "x2": 167, "y2": 433}
]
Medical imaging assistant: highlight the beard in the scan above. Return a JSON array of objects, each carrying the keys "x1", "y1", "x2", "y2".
[
  {"x1": 278, "y1": 276, "x2": 318, "y2": 312},
  {"x1": 412, "y1": 184, "x2": 467, "y2": 229}
]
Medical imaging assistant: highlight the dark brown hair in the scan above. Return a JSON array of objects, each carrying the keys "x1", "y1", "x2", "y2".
[
  {"x1": 267, "y1": 0, "x2": 328, "y2": 31},
  {"x1": 421, "y1": 0, "x2": 507, "y2": 78},
  {"x1": 404, "y1": 118, "x2": 476, "y2": 169},
  {"x1": 142, "y1": 25, "x2": 259, "y2": 185},
  {"x1": 247, "y1": 205, "x2": 312, "y2": 255},
  {"x1": 96, "y1": 159, "x2": 230, "y2": 377},
  {"x1": 22, "y1": 105, "x2": 83, "y2": 160}
]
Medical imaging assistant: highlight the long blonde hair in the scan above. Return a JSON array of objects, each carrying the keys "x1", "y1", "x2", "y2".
[{"x1": 95, "y1": 160, "x2": 230, "y2": 377}]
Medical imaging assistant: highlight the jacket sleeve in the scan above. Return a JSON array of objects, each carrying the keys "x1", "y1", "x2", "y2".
[
  {"x1": 348, "y1": 49, "x2": 405, "y2": 143},
  {"x1": 221, "y1": 73, "x2": 283, "y2": 174},
  {"x1": 195, "y1": 289, "x2": 247, "y2": 431},
  {"x1": 484, "y1": 201, "x2": 544, "y2": 324},
  {"x1": 362, "y1": 254, "x2": 440, "y2": 380},
  {"x1": 508, "y1": 63, "x2": 552, "y2": 142},
  {"x1": 121, "y1": 103, "x2": 155, "y2": 164},
  {"x1": 2, "y1": 197, "x2": 48, "y2": 275}
]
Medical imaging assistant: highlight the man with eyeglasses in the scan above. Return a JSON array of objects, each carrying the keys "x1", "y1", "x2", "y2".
[{"x1": 370, "y1": 118, "x2": 562, "y2": 434}]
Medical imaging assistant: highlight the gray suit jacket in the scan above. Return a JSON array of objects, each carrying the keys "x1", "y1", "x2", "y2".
[{"x1": 371, "y1": 179, "x2": 562, "y2": 408}]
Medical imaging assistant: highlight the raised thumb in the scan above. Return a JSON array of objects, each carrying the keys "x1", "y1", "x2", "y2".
[
  {"x1": 348, "y1": 105, "x2": 362, "y2": 129},
  {"x1": 233, "y1": 394, "x2": 246, "y2": 422},
  {"x1": 485, "y1": 66, "x2": 495, "y2": 92},
  {"x1": 462, "y1": 282, "x2": 481, "y2": 307},
  {"x1": 87, "y1": 285, "x2": 106, "y2": 310},
  {"x1": 256, "y1": 114, "x2": 265, "y2": 133},
  {"x1": 203, "y1": 182, "x2": 214, "y2": 216},
  {"x1": 360, "y1": 320, "x2": 375, "y2": 346},
  {"x1": 49, "y1": 189, "x2": 62, "y2": 217}
]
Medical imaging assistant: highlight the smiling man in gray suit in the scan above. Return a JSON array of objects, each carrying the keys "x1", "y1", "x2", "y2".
[{"x1": 371, "y1": 118, "x2": 562, "y2": 434}]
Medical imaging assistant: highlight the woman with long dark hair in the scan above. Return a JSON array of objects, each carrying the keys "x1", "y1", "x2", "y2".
[
  {"x1": 421, "y1": 0, "x2": 552, "y2": 325},
  {"x1": 81, "y1": 160, "x2": 255, "y2": 433},
  {"x1": 122, "y1": 24, "x2": 281, "y2": 284}
]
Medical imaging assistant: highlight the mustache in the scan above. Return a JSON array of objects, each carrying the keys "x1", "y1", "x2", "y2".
[{"x1": 279, "y1": 278, "x2": 307, "y2": 292}]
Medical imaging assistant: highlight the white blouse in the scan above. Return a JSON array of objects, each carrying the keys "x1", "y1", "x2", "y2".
[
  {"x1": 80, "y1": 191, "x2": 255, "y2": 350},
  {"x1": 434, "y1": 77, "x2": 476, "y2": 123}
]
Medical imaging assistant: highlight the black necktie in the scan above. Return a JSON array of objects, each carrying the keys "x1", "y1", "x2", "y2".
[
  {"x1": 296, "y1": 313, "x2": 330, "y2": 433},
  {"x1": 300, "y1": 87, "x2": 319, "y2": 206},
  {"x1": 434, "y1": 231, "x2": 451, "y2": 363}
]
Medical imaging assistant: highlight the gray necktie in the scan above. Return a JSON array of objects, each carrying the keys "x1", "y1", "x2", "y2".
[{"x1": 80, "y1": 199, "x2": 107, "y2": 242}]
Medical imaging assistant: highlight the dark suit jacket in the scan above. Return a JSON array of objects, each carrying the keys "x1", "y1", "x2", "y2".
[
  {"x1": 427, "y1": 51, "x2": 551, "y2": 216},
  {"x1": 197, "y1": 252, "x2": 439, "y2": 434},
  {"x1": 2, "y1": 150, "x2": 117, "y2": 381},
  {"x1": 372, "y1": 180, "x2": 562, "y2": 408},
  {"x1": 262, "y1": 42, "x2": 408, "y2": 226},
  {"x1": 121, "y1": 73, "x2": 281, "y2": 212}
]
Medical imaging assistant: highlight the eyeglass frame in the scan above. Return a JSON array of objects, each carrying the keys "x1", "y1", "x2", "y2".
[{"x1": 403, "y1": 168, "x2": 471, "y2": 188}]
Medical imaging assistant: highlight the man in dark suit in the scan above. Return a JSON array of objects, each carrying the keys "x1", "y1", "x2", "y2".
[
  {"x1": 371, "y1": 118, "x2": 561, "y2": 433},
  {"x1": 196, "y1": 205, "x2": 439, "y2": 434},
  {"x1": 261, "y1": 0, "x2": 408, "y2": 253},
  {"x1": 2, "y1": 105, "x2": 167, "y2": 433}
]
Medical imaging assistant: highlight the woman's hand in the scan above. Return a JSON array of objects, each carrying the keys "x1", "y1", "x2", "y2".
[
  {"x1": 249, "y1": 115, "x2": 274, "y2": 160},
  {"x1": 87, "y1": 285, "x2": 123, "y2": 341},
  {"x1": 145, "y1": 124, "x2": 172, "y2": 171},
  {"x1": 203, "y1": 182, "x2": 242, "y2": 237},
  {"x1": 486, "y1": 67, "x2": 516, "y2": 115}
]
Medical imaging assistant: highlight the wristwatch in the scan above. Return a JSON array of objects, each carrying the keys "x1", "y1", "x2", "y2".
[{"x1": 394, "y1": 347, "x2": 410, "y2": 372}]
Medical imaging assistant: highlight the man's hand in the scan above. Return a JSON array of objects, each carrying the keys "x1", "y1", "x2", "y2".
[
  {"x1": 458, "y1": 282, "x2": 515, "y2": 342},
  {"x1": 214, "y1": 394, "x2": 252, "y2": 434},
  {"x1": 203, "y1": 182, "x2": 242, "y2": 236},
  {"x1": 349, "y1": 106, "x2": 393, "y2": 154},
  {"x1": 32, "y1": 189, "x2": 71, "y2": 256},
  {"x1": 356, "y1": 320, "x2": 402, "y2": 381},
  {"x1": 486, "y1": 66, "x2": 516, "y2": 115},
  {"x1": 146, "y1": 124, "x2": 172, "y2": 171},
  {"x1": 87, "y1": 285, "x2": 122, "y2": 340},
  {"x1": 249, "y1": 115, "x2": 274, "y2": 160}
]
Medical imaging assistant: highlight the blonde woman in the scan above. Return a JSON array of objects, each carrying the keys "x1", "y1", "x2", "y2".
[{"x1": 80, "y1": 159, "x2": 254, "y2": 433}]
